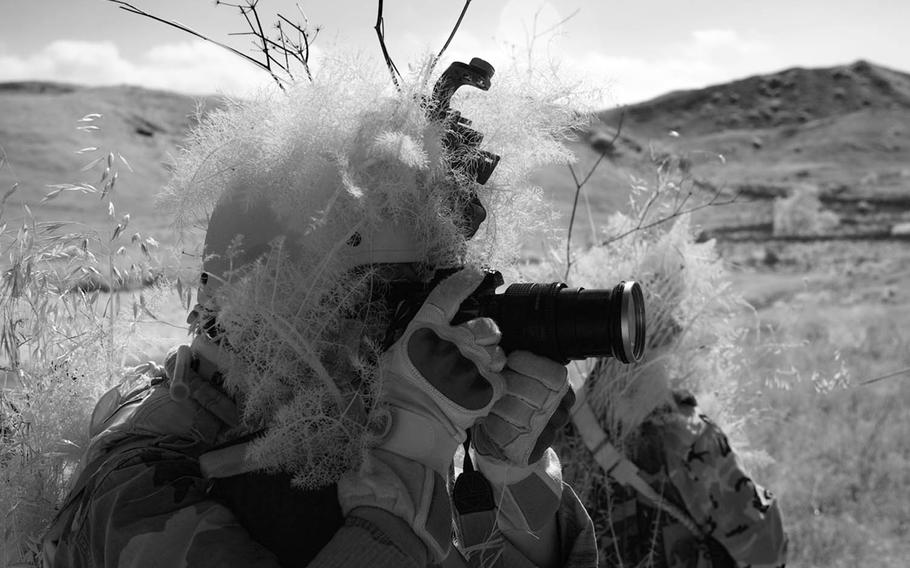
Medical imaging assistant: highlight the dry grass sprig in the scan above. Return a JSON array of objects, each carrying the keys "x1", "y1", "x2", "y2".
[{"x1": 0, "y1": 115, "x2": 166, "y2": 566}]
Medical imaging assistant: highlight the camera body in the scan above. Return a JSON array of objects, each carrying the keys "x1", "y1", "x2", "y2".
[
  {"x1": 379, "y1": 59, "x2": 647, "y2": 365},
  {"x1": 384, "y1": 269, "x2": 646, "y2": 364}
]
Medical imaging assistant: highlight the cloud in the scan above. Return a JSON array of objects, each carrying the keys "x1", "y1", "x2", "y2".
[
  {"x1": 686, "y1": 28, "x2": 770, "y2": 59},
  {"x1": 0, "y1": 28, "x2": 774, "y2": 109},
  {"x1": 0, "y1": 39, "x2": 279, "y2": 97},
  {"x1": 691, "y1": 29, "x2": 741, "y2": 48},
  {"x1": 484, "y1": 4, "x2": 775, "y2": 107},
  {"x1": 386, "y1": 22, "x2": 776, "y2": 109},
  {"x1": 562, "y1": 29, "x2": 775, "y2": 107},
  {"x1": 497, "y1": 0, "x2": 566, "y2": 48}
]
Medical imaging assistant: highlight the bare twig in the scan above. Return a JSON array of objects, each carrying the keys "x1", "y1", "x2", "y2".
[
  {"x1": 110, "y1": 0, "x2": 318, "y2": 89},
  {"x1": 534, "y1": 8, "x2": 580, "y2": 38},
  {"x1": 276, "y1": 21, "x2": 292, "y2": 76},
  {"x1": 374, "y1": 0, "x2": 401, "y2": 89},
  {"x1": 523, "y1": 7, "x2": 580, "y2": 73},
  {"x1": 564, "y1": 110, "x2": 624, "y2": 281},
  {"x1": 435, "y1": 0, "x2": 472, "y2": 64},
  {"x1": 110, "y1": 0, "x2": 287, "y2": 89},
  {"x1": 562, "y1": 110, "x2": 743, "y2": 280},
  {"x1": 600, "y1": 186, "x2": 740, "y2": 247},
  {"x1": 277, "y1": 12, "x2": 319, "y2": 81}
]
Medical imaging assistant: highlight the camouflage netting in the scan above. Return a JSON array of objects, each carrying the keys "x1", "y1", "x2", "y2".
[
  {"x1": 546, "y1": 213, "x2": 752, "y2": 504},
  {"x1": 158, "y1": 53, "x2": 584, "y2": 488}
]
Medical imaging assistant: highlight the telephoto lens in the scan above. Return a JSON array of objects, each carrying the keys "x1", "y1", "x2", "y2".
[{"x1": 456, "y1": 279, "x2": 646, "y2": 364}]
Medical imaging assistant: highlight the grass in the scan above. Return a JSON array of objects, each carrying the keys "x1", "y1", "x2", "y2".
[
  {"x1": 725, "y1": 239, "x2": 910, "y2": 566},
  {"x1": 0, "y1": 111, "x2": 190, "y2": 565},
  {"x1": 0, "y1": 83, "x2": 222, "y2": 253},
  {"x1": 1, "y1": 79, "x2": 909, "y2": 567}
]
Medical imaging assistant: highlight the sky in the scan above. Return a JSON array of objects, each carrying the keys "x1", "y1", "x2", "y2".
[{"x1": 1, "y1": 0, "x2": 908, "y2": 107}]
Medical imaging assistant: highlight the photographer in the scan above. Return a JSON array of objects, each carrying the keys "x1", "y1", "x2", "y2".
[{"x1": 42, "y1": 58, "x2": 597, "y2": 567}]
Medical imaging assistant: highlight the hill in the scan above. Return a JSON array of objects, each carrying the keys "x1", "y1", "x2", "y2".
[
  {"x1": 600, "y1": 59, "x2": 910, "y2": 137},
  {"x1": 0, "y1": 82, "x2": 222, "y2": 248},
  {"x1": 589, "y1": 60, "x2": 910, "y2": 192},
  {"x1": 3, "y1": 64, "x2": 910, "y2": 567},
  {"x1": 3, "y1": 60, "x2": 910, "y2": 253},
  {"x1": 570, "y1": 60, "x2": 910, "y2": 246}
]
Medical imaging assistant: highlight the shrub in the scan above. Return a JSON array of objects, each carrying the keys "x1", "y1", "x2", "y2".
[{"x1": 772, "y1": 184, "x2": 840, "y2": 236}]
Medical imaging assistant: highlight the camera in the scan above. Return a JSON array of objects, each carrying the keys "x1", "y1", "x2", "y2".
[
  {"x1": 387, "y1": 59, "x2": 647, "y2": 364},
  {"x1": 384, "y1": 270, "x2": 646, "y2": 364}
]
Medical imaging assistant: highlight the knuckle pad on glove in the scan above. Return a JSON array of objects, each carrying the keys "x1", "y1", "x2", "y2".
[
  {"x1": 506, "y1": 351, "x2": 567, "y2": 387},
  {"x1": 503, "y1": 373, "x2": 554, "y2": 406},
  {"x1": 481, "y1": 414, "x2": 523, "y2": 446},
  {"x1": 433, "y1": 323, "x2": 504, "y2": 374},
  {"x1": 431, "y1": 321, "x2": 475, "y2": 349},
  {"x1": 461, "y1": 317, "x2": 502, "y2": 346},
  {"x1": 493, "y1": 396, "x2": 537, "y2": 426}
]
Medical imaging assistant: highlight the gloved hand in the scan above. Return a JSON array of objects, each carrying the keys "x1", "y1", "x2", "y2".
[
  {"x1": 470, "y1": 351, "x2": 574, "y2": 534},
  {"x1": 338, "y1": 267, "x2": 507, "y2": 563}
]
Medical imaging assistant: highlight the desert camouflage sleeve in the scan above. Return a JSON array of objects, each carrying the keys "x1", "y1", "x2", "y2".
[
  {"x1": 454, "y1": 481, "x2": 597, "y2": 568},
  {"x1": 555, "y1": 483, "x2": 599, "y2": 568},
  {"x1": 43, "y1": 443, "x2": 282, "y2": 567},
  {"x1": 661, "y1": 397, "x2": 788, "y2": 568},
  {"x1": 40, "y1": 362, "x2": 285, "y2": 568},
  {"x1": 41, "y1": 363, "x2": 427, "y2": 568},
  {"x1": 43, "y1": 442, "x2": 431, "y2": 568}
]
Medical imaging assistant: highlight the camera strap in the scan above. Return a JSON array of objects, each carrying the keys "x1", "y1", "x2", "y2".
[
  {"x1": 572, "y1": 392, "x2": 705, "y2": 539},
  {"x1": 453, "y1": 432, "x2": 495, "y2": 515},
  {"x1": 452, "y1": 432, "x2": 501, "y2": 557}
]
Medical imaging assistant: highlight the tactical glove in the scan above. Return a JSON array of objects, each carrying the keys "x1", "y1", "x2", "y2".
[
  {"x1": 470, "y1": 351, "x2": 572, "y2": 534},
  {"x1": 338, "y1": 267, "x2": 506, "y2": 562}
]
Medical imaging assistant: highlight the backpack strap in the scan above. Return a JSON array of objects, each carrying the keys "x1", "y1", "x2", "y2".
[
  {"x1": 199, "y1": 440, "x2": 260, "y2": 478},
  {"x1": 571, "y1": 390, "x2": 705, "y2": 539}
]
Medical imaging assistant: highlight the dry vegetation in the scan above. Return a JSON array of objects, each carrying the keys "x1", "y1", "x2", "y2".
[{"x1": 1, "y1": 15, "x2": 910, "y2": 568}]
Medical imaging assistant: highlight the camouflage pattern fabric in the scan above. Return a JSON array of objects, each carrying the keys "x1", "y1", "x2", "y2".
[
  {"x1": 564, "y1": 390, "x2": 787, "y2": 568},
  {"x1": 41, "y1": 356, "x2": 284, "y2": 567},
  {"x1": 454, "y1": 481, "x2": 598, "y2": 568},
  {"x1": 42, "y1": 348, "x2": 598, "y2": 567}
]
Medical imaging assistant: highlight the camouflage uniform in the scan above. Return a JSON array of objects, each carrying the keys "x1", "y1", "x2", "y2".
[
  {"x1": 42, "y1": 348, "x2": 598, "y2": 567},
  {"x1": 563, "y1": 391, "x2": 788, "y2": 568}
]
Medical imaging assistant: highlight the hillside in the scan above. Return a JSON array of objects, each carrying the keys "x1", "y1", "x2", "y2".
[
  {"x1": 590, "y1": 60, "x2": 910, "y2": 193},
  {"x1": 599, "y1": 59, "x2": 910, "y2": 137},
  {"x1": 3, "y1": 64, "x2": 910, "y2": 567},
  {"x1": 3, "y1": 61, "x2": 910, "y2": 253},
  {"x1": 571, "y1": 61, "x2": 910, "y2": 246},
  {"x1": 0, "y1": 82, "x2": 222, "y2": 246}
]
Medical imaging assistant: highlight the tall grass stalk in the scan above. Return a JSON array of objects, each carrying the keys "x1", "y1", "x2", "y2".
[{"x1": 0, "y1": 117, "x2": 165, "y2": 567}]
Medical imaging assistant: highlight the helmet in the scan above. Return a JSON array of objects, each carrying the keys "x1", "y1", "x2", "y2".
[
  {"x1": 198, "y1": 183, "x2": 425, "y2": 305},
  {"x1": 196, "y1": 58, "x2": 501, "y2": 307}
]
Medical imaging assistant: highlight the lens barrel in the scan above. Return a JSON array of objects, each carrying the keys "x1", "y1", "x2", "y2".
[{"x1": 472, "y1": 280, "x2": 646, "y2": 364}]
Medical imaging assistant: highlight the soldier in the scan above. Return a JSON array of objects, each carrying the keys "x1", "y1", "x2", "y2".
[
  {"x1": 559, "y1": 221, "x2": 789, "y2": 568},
  {"x1": 41, "y1": 57, "x2": 597, "y2": 567},
  {"x1": 568, "y1": 385, "x2": 788, "y2": 568}
]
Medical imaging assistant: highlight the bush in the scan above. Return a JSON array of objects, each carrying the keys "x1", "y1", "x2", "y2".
[{"x1": 772, "y1": 184, "x2": 840, "y2": 236}]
